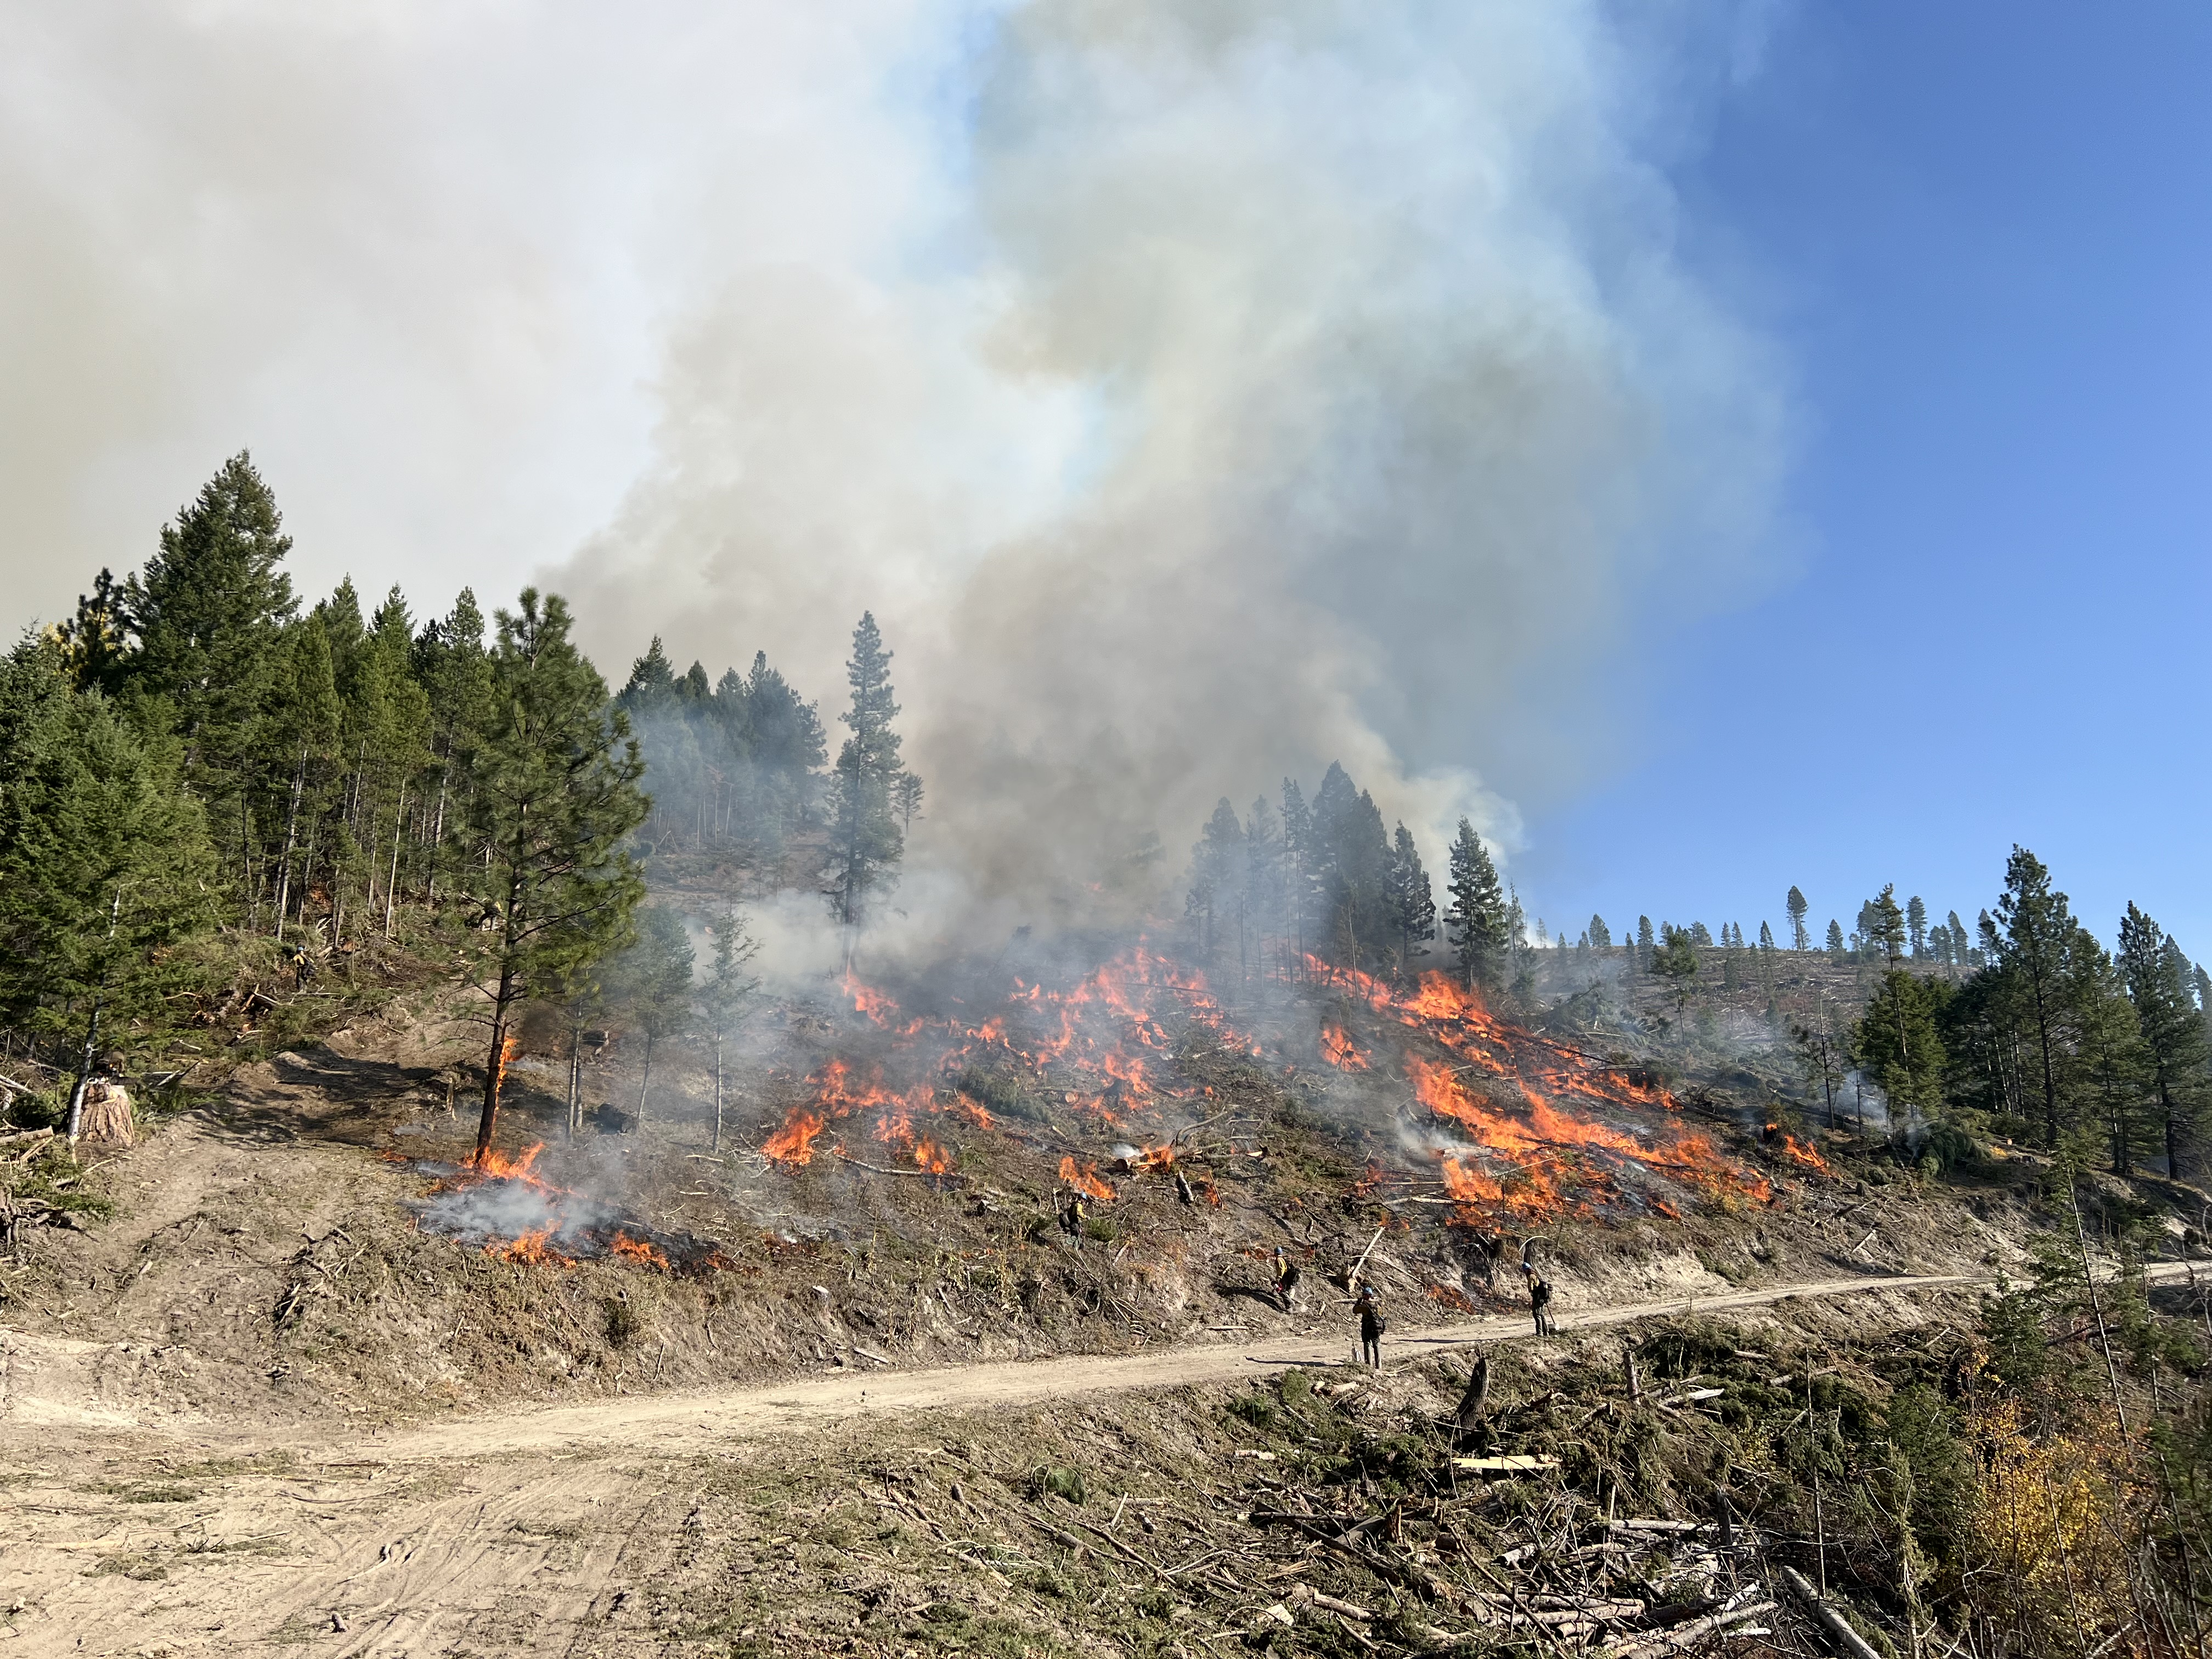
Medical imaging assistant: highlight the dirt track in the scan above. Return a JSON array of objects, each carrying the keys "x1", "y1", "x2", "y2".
[
  {"x1": 360, "y1": 1268, "x2": 2001, "y2": 1461},
  {"x1": 8, "y1": 1262, "x2": 2204, "y2": 1657}
]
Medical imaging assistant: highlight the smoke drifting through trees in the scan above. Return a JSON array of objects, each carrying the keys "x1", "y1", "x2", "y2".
[{"x1": 546, "y1": 1, "x2": 1790, "y2": 940}]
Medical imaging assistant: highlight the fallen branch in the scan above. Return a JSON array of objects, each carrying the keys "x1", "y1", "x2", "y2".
[
  {"x1": 1606, "y1": 1598, "x2": 1777, "y2": 1659},
  {"x1": 1783, "y1": 1566, "x2": 1884, "y2": 1659}
]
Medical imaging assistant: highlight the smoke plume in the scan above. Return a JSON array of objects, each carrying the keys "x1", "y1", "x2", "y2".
[
  {"x1": 0, "y1": 2, "x2": 1789, "y2": 945},
  {"x1": 549, "y1": 0, "x2": 1788, "y2": 943}
]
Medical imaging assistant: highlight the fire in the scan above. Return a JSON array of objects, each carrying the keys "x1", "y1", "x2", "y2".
[
  {"x1": 608, "y1": 1231, "x2": 671, "y2": 1268},
  {"x1": 763, "y1": 1110, "x2": 827, "y2": 1165},
  {"x1": 471, "y1": 1138, "x2": 544, "y2": 1179},
  {"x1": 1412, "y1": 1057, "x2": 1771, "y2": 1221},
  {"x1": 1321, "y1": 1022, "x2": 1369, "y2": 1070},
  {"x1": 1776, "y1": 1131, "x2": 1828, "y2": 1173},
  {"x1": 1059, "y1": 1155, "x2": 1116, "y2": 1202}
]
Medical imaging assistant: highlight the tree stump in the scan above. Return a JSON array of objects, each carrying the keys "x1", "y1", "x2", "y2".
[{"x1": 76, "y1": 1080, "x2": 136, "y2": 1149}]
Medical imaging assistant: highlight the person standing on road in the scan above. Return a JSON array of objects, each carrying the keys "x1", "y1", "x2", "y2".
[
  {"x1": 1355, "y1": 1286, "x2": 1385, "y2": 1368},
  {"x1": 1526, "y1": 1267, "x2": 1556, "y2": 1336}
]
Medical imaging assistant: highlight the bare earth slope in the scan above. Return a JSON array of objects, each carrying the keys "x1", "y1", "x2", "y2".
[{"x1": 8, "y1": 1263, "x2": 2207, "y2": 1658}]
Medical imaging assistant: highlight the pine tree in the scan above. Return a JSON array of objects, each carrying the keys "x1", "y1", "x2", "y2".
[
  {"x1": 825, "y1": 614, "x2": 910, "y2": 944},
  {"x1": 614, "y1": 903, "x2": 696, "y2": 1131},
  {"x1": 122, "y1": 453, "x2": 300, "y2": 901},
  {"x1": 1635, "y1": 915, "x2": 1656, "y2": 973},
  {"x1": 1994, "y1": 847, "x2": 2084, "y2": 1146},
  {"x1": 51, "y1": 568, "x2": 131, "y2": 696},
  {"x1": 1854, "y1": 969, "x2": 1948, "y2": 1119},
  {"x1": 1443, "y1": 819, "x2": 1509, "y2": 991},
  {"x1": 414, "y1": 589, "x2": 495, "y2": 900},
  {"x1": 1866, "y1": 885, "x2": 1906, "y2": 963},
  {"x1": 1906, "y1": 895, "x2": 1928, "y2": 959},
  {"x1": 1186, "y1": 798, "x2": 1245, "y2": 963},
  {"x1": 1650, "y1": 926, "x2": 1700, "y2": 1011},
  {"x1": 0, "y1": 637, "x2": 218, "y2": 1138},
  {"x1": 454, "y1": 590, "x2": 648, "y2": 1162},
  {"x1": 1786, "y1": 886, "x2": 1810, "y2": 952},
  {"x1": 698, "y1": 907, "x2": 759, "y2": 1152},
  {"x1": 1279, "y1": 778, "x2": 1317, "y2": 973},
  {"x1": 2118, "y1": 903, "x2": 2209, "y2": 1181},
  {"x1": 1759, "y1": 920, "x2": 1776, "y2": 951},
  {"x1": 1825, "y1": 919, "x2": 1846, "y2": 961},
  {"x1": 1588, "y1": 915, "x2": 1612, "y2": 950},
  {"x1": 618, "y1": 637, "x2": 680, "y2": 716},
  {"x1": 1242, "y1": 797, "x2": 1284, "y2": 988},
  {"x1": 1386, "y1": 823, "x2": 1436, "y2": 975},
  {"x1": 893, "y1": 772, "x2": 924, "y2": 837},
  {"x1": 1308, "y1": 764, "x2": 1392, "y2": 972},
  {"x1": 267, "y1": 613, "x2": 342, "y2": 938}
]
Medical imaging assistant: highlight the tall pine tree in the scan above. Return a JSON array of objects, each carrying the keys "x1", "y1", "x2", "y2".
[
  {"x1": 1444, "y1": 819, "x2": 1508, "y2": 991},
  {"x1": 2118, "y1": 902, "x2": 2209, "y2": 1181},
  {"x1": 825, "y1": 614, "x2": 912, "y2": 946},
  {"x1": 1386, "y1": 823, "x2": 1436, "y2": 975},
  {"x1": 455, "y1": 590, "x2": 648, "y2": 1162}
]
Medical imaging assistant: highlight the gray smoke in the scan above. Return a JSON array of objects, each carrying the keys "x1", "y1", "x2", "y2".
[
  {"x1": 0, "y1": 3, "x2": 1790, "y2": 951},
  {"x1": 549, "y1": 0, "x2": 1790, "y2": 947}
]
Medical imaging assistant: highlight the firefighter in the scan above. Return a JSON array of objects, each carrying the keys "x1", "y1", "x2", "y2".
[
  {"x1": 1059, "y1": 1188, "x2": 1086, "y2": 1242},
  {"x1": 1526, "y1": 1267, "x2": 1556, "y2": 1336},
  {"x1": 1355, "y1": 1286, "x2": 1385, "y2": 1368},
  {"x1": 1272, "y1": 1247, "x2": 1302, "y2": 1310}
]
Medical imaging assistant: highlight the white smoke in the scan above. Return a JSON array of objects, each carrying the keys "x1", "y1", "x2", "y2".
[
  {"x1": 549, "y1": 0, "x2": 1790, "y2": 942},
  {"x1": 0, "y1": 2, "x2": 1791, "y2": 947}
]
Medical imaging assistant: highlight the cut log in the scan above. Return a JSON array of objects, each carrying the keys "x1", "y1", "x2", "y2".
[
  {"x1": 1782, "y1": 1566, "x2": 1886, "y2": 1659},
  {"x1": 1452, "y1": 1454, "x2": 1560, "y2": 1474}
]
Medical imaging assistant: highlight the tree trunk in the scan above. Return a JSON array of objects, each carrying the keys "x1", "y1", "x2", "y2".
[
  {"x1": 567, "y1": 1019, "x2": 583, "y2": 1141},
  {"x1": 273, "y1": 747, "x2": 307, "y2": 940},
  {"x1": 712, "y1": 1032, "x2": 725, "y2": 1152},
  {"x1": 475, "y1": 983, "x2": 514, "y2": 1164},
  {"x1": 384, "y1": 782, "x2": 407, "y2": 938},
  {"x1": 633, "y1": 1031, "x2": 655, "y2": 1130}
]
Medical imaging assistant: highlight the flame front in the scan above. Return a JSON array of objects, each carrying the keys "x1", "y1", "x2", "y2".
[{"x1": 1059, "y1": 1155, "x2": 1116, "y2": 1202}]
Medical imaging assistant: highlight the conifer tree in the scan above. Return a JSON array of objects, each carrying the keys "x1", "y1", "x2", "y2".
[
  {"x1": 893, "y1": 772, "x2": 924, "y2": 838},
  {"x1": 268, "y1": 613, "x2": 342, "y2": 938},
  {"x1": 1650, "y1": 925, "x2": 1700, "y2": 1011},
  {"x1": 1386, "y1": 823, "x2": 1436, "y2": 975},
  {"x1": 414, "y1": 589, "x2": 495, "y2": 897},
  {"x1": 1994, "y1": 847, "x2": 2084, "y2": 1146},
  {"x1": 2118, "y1": 903, "x2": 2209, "y2": 1180},
  {"x1": 1186, "y1": 798, "x2": 1245, "y2": 963},
  {"x1": 1242, "y1": 797, "x2": 1284, "y2": 987},
  {"x1": 825, "y1": 614, "x2": 911, "y2": 945},
  {"x1": 1444, "y1": 819, "x2": 1508, "y2": 991},
  {"x1": 52, "y1": 568, "x2": 131, "y2": 696},
  {"x1": 1588, "y1": 915, "x2": 1612, "y2": 951},
  {"x1": 1906, "y1": 895, "x2": 1928, "y2": 958},
  {"x1": 698, "y1": 907, "x2": 759, "y2": 1152},
  {"x1": 455, "y1": 590, "x2": 648, "y2": 1162},
  {"x1": 1308, "y1": 764, "x2": 1392, "y2": 971},
  {"x1": 1635, "y1": 915, "x2": 1656, "y2": 972},
  {"x1": 1867, "y1": 885, "x2": 1906, "y2": 963},
  {"x1": 1854, "y1": 969, "x2": 1948, "y2": 1118},
  {"x1": 1758, "y1": 920, "x2": 1776, "y2": 951},
  {"x1": 0, "y1": 637, "x2": 218, "y2": 1138},
  {"x1": 122, "y1": 453, "x2": 300, "y2": 898},
  {"x1": 1279, "y1": 778, "x2": 1317, "y2": 972},
  {"x1": 614, "y1": 902, "x2": 696, "y2": 1131},
  {"x1": 1786, "y1": 886, "x2": 1810, "y2": 952},
  {"x1": 1826, "y1": 919, "x2": 1846, "y2": 960}
]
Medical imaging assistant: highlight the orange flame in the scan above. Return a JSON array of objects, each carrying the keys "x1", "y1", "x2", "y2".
[
  {"x1": 763, "y1": 1110, "x2": 827, "y2": 1165},
  {"x1": 1059, "y1": 1155, "x2": 1116, "y2": 1202},
  {"x1": 1321, "y1": 1022, "x2": 1369, "y2": 1071}
]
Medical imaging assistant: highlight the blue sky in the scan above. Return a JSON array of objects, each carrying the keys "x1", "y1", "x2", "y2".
[{"x1": 1515, "y1": 2, "x2": 2212, "y2": 958}]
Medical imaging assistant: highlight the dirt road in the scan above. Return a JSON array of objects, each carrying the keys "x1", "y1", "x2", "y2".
[{"x1": 5, "y1": 1262, "x2": 2202, "y2": 1658}]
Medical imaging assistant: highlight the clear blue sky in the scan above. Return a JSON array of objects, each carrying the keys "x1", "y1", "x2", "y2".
[{"x1": 1516, "y1": 2, "x2": 2212, "y2": 959}]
